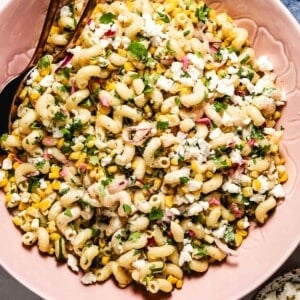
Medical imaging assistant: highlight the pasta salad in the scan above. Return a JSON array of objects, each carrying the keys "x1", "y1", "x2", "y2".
[{"x1": 0, "y1": 0, "x2": 288, "y2": 294}]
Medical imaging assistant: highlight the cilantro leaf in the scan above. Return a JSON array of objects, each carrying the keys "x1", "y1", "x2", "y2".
[
  {"x1": 64, "y1": 207, "x2": 73, "y2": 217},
  {"x1": 89, "y1": 156, "x2": 99, "y2": 166},
  {"x1": 128, "y1": 231, "x2": 141, "y2": 242},
  {"x1": 128, "y1": 42, "x2": 148, "y2": 61},
  {"x1": 157, "y1": 12, "x2": 170, "y2": 23},
  {"x1": 195, "y1": 4, "x2": 211, "y2": 22},
  {"x1": 149, "y1": 207, "x2": 163, "y2": 221},
  {"x1": 250, "y1": 126, "x2": 264, "y2": 140},
  {"x1": 179, "y1": 177, "x2": 190, "y2": 184},
  {"x1": 123, "y1": 204, "x2": 132, "y2": 214},
  {"x1": 223, "y1": 225, "x2": 235, "y2": 245},
  {"x1": 156, "y1": 121, "x2": 169, "y2": 130},
  {"x1": 99, "y1": 12, "x2": 116, "y2": 24},
  {"x1": 213, "y1": 100, "x2": 228, "y2": 113},
  {"x1": 37, "y1": 55, "x2": 51, "y2": 69}
]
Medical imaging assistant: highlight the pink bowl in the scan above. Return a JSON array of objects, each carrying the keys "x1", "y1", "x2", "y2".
[{"x1": 0, "y1": 1, "x2": 299, "y2": 299}]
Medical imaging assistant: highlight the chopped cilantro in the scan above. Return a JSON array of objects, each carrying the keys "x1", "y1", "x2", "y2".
[
  {"x1": 133, "y1": 249, "x2": 142, "y2": 256},
  {"x1": 128, "y1": 231, "x2": 141, "y2": 242},
  {"x1": 250, "y1": 126, "x2": 264, "y2": 140},
  {"x1": 223, "y1": 225, "x2": 235, "y2": 245},
  {"x1": 142, "y1": 182, "x2": 154, "y2": 190},
  {"x1": 149, "y1": 207, "x2": 163, "y2": 221},
  {"x1": 0, "y1": 133, "x2": 8, "y2": 142},
  {"x1": 150, "y1": 263, "x2": 165, "y2": 274},
  {"x1": 99, "y1": 12, "x2": 116, "y2": 24},
  {"x1": 64, "y1": 207, "x2": 73, "y2": 217},
  {"x1": 156, "y1": 121, "x2": 169, "y2": 130},
  {"x1": 101, "y1": 177, "x2": 113, "y2": 187},
  {"x1": 37, "y1": 55, "x2": 51, "y2": 69},
  {"x1": 213, "y1": 100, "x2": 228, "y2": 113},
  {"x1": 91, "y1": 227, "x2": 100, "y2": 237},
  {"x1": 36, "y1": 160, "x2": 46, "y2": 170},
  {"x1": 240, "y1": 54, "x2": 250, "y2": 64},
  {"x1": 157, "y1": 12, "x2": 170, "y2": 23},
  {"x1": 251, "y1": 145, "x2": 270, "y2": 157},
  {"x1": 123, "y1": 204, "x2": 132, "y2": 214},
  {"x1": 53, "y1": 111, "x2": 67, "y2": 122},
  {"x1": 59, "y1": 187, "x2": 70, "y2": 196},
  {"x1": 195, "y1": 244, "x2": 208, "y2": 257},
  {"x1": 179, "y1": 176, "x2": 190, "y2": 184},
  {"x1": 183, "y1": 30, "x2": 191, "y2": 37},
  {"x1": 195, "y1": 4, "x2": 211, "y2": 22},
  {"x1": 28, "y1": 177, "x2": 41, "y2": 193},
  {"x1": 128, "y1": 42, "x2": 148, "y2": 61},
  {"x1": 30, "y1": 121, "x2": 42, "y2": 129},
  {"x1": 175, "y1": 96, "x2": 182, "y2": 107}
]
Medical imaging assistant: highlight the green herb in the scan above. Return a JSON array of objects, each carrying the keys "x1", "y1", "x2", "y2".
[
  {"x1": 251, "y1": 145, "x2": 270, "y2": 158},
  {"x1": 195, "y1": 245, "x2": 208, "y2": 257},
  {"x1": 240, "y1": 54, "x2": 250, "y2": 64},
  {"x1": 179, "y1": 176, "x2": 190, "y2": 184},
  {"x1": 91, "y1": 227, "x2": 100, "y2": 237},
  {"x1": 59, "y1": 187, "x2": 70, "y2": 196},
  {"x1": 53, "y1": 111, "x2": 67, "y2": 122},
  {"x1": 175, "y1": 96, "x2": 182, "y2": 107},
  {"x1": 150, "y1": 263, "x2": 165, "y2": 274},
  {"x1": 130, "y1": 73, "x2": 140, "y2": 79},
  {"x1": 98, "y1": 184, "x2": 106, "y2": 197},
  {"x1": 57, "y1": 238, "x2": 66, "y2": 262},
  {"x1": 128, "y1": 231, "x2": 141, "y2": 242},
  {"x1": 250, "y1": 126, "x2": 264, "y2": 140},
  {"x1": 101, "y1": 177, "x2": 113, "y2": 187},
  {"x1": 178, "y1": 154, "x2": 184, "y2": 163},
  {"x1": 195, "y1": 4, "x2": 211, "y2": 22},
  {"x1": 213, "y1": 100, "x2": 228, "y2": 113},
  {"x1": 156, "y1": 121, "x2": 169, "y2": 130},
  {"x1": 223, "y1": 225, "x2": 235, "y2": 245},
  {"x1": 37, "y1": 55, "x2": 51, "y2": 69},
  {"x1": 237, "y1": 68, "x2": 254, "y2": 80},
  {"x1": 36, "y1": 160, "x2": 46, "y2": 170},
  {"x1": 64, "y1": 207, "x2": 73, "y2": 218},
  {"x1": 235, "y1": 144, "x2": 244, "y2": 151},
  {"x1": 183, "y1": 30, "x2": 191, "y2": 37},
  {"x1": 157, "y1": 12, "x2": 170, "y2": 23},
  {"x1": 57, "y1": 67, "x2": 71, "y2": 79},
  {"x1": 214, "y1": 49, "x2": 223, "y2": 62},
  {"x1": 28, "y1": 177, "x2": 40, "y2": 193},
  {"x1": 0, "y1": 133, "x2": 8, "y2": 142},
  {"x1": 149, "y1": 207, "x2": 163, "y2": 221},
  {"x1": 133, "y1": 249, "x2": 142, "y2": 256},
  {"x1": 143, "y1": 83, "x2": 154, "y2": 94},
  {"x1": 128, "y1": 42, "x2": 148, "y2": 61},
  {"x1": 68, "y1": 119, "x2": 83, "y2": 132},
  {"x1": 165, "y1": 40, "x2": 176, "y2": 55},
  {"x1": 89, "y1": 156, "x2": 99, "y2": 166},
  {"x1": 99, "y1": 12, "x2": 116, "y2": 24},
  {"x1": 123, "y1": 204, "x2": 132, "y2": 214},
  {"x1": 30, "y1": 122, "x2": 42, "y2": 129},
  {"x1": 142, "y1": 182, "x2": 153, "y2": 190}
]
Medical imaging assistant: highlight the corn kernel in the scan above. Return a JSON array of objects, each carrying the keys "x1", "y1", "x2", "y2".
[
  {"x1": 117, "y1": 48, "x2": 127, "y2": 57},
  {"x1": 12, "y1": 216, "x2": 24, "y2": 226},
  {"x1": 191, "y1": 160, "x2": 202, "y2": 174},
  {"x1": 50, "y1": 233, "x2": 61, "y2": 241},
  {"x1": 40, "y1": 68, "x2": 50, "y2": 76},
  {"x1": 205, "y1": 171, "x2": 214, "y2": 179},
  {"x1": 57, "y1": 138, "x2": 64, "y2": 149},
  {"x1": 235, "y1": 233, "x2": 244, "y2": 247},
  {"x1": 250, "y1": 171, "x2": 259, "y2": 178},
  {"x1": 101, "y1": 256, "x2": 110, "y2": 265},
  {"x1": 165, "y1": 195, "x2": 174, "y2": 208},
  {"x1": 19, "y1": 88, "x2": 28, "y2": 100},
  {"x1": 194, "y1": 174, "x2": 203, "y2": 181},
  {"x1": 152, "y1": 179, "x2": 162, "y2": 191},
  {"x1": 0, "y1": 177, "x2": 8, "y2": 187},
  {"x1": 107, "y1": 165, "x2": 118, "y2": 174},
  {"x1": 12, "y1": 162, "x2": 21, "y2": 170},
  {"x1": 279, "y1": 171, "x2": 288, "y2": 183},
  {"x1": 237, "y1": 229, "x2": 248, "y2": 237},
  {"x1": 273, "y1": 111, "x2": 281, "y2": 120},
  {"x1": 167, "y1": 275, "x2": 178, "y2": 285},
  {"x1": 156, "y1": 63, "x2": 165, "y2": 74},
  {"x1": 69, "y1": 151, "x2": 81, "y2": 160},
  {"x1": 36, "y1": 199, "x2": 52, "y2": 211},
  {"x1": 192, "y1": 239, "x2": 201, "y2": 246},
  {"x1": 270, "y1": 145, "x2": 279, "y2": 154},
  {"x1": 29, "y1": 91, "x2": 40, "y2": 101},
  {"x1": 176, "y1": 279, "x2": 183, "y2": 289},
  {"x1": 36, "y1": 188, "x2": 46, "y2": 198},
  {"x1": 51, "y1": 180, "x2": 61, "y2": 190},
  {"x1": 31, "y1": 193, "x2": 41, "y2": 203},
  {"x1": 242, "y1": 187, "x2": 253, "y2": 198},
  {"x1": 99, "y1": 239, "x2": 106, "y2": 248},
  {"x1": 252, "y1": 179, "x2": 261, "y2": 192},
  {"x1": 170, "y1": 158, "x2": 178, "y2": 166},
  {"x1": 50, "y1": 25, "x2": 59, "y2": 35},
  {"x1": 105, "y1": 81, "x2": 116, "y2": 91},
  {"x1": 124, "y1": 62, "x2": 135, "y2": 71},
  {"x1": 18, "y1": 202, "x2": 28, "y2": 210}
]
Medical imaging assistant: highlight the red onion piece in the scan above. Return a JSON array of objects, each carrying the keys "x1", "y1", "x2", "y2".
[
  {"x1": 214, "y1": 238, "x2": 237, "y2": 256},
  {"x1": 195, "y1": 117, "x2": 212, "y2": 126},
  {"x1": 181, "y1": 56, "x2": 189, "y2": 71},
  {"x1": 122, "y1": 126, "x2": 153, "y2": 146},
  {"x1": 55, "y1": 53, "x2": 73, "y2": 73},
  {"x1": 107, "y1": 178, "x2": 128, "y2": 194}
]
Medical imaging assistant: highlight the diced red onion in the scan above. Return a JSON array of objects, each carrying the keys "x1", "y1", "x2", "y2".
[
  {"x1": 54, "y1": 53, "x2": 73, "y2": 73},
  {"x1": 181, "y1": 56, "x2": 189, "y2": 71},
  {"x1": 107, "y1": 178, "x2": 128, "y2": 194},
  {"x1": 195, "y1": 117, "x2": 212, "y2": 126},
  {"x1": 214, "y1": 238, "x2": 237, "y2": 256}
]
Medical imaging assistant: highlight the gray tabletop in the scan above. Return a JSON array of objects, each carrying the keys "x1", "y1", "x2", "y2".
[{"x1": 0, "y1": 1, "x2": 299, "y2": 300}]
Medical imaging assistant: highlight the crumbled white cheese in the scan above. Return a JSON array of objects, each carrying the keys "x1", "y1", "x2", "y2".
[
  {"x1": 217, "y1": 78, "x2": 234, "y2": 96},
  {"x1": 187, "y1": 201, "x2": 209, "y2": 216},
  {"x1": 240, "y1": 78, "x2": 255, "y2": 94},
  {"x1": 250, "y1": 194, "x2": 266, "y2": 203},
  {"x1": 212, "y1": 220, "x2": 228, "y2": 239},
  {"x1": 206, "y1": 70, "x2": 219, "y2": 91},
  {"x1": 67, "y1": 254, "x2": 79, "y2": 272},
  {"x1": 227, "y1": 66, "x2": 238, "y2": 74},
  {"x1": 132, "y1": 259, "x2": 147, "y2": 270},
  {"x1": 21, "y1": 192, "x2": 31, "y2": 203},
  {"x1": 156, "y1": 75, "x2": 174, "y2": 91},
  {"x1": 222, "y1": 181, "x2": 241, "y2": 194},
  {"x1": 254, "y1": 75, "x2": 273, "y2": 94},
  {"x1": 242, "y1": 216, "x2": 250, "y2": 229},
  {"x1": 271, "y1": 184, "x2": 285, "y2": 198},
  {"x1": 60, "y1": 5, "x2": 72, "y2": 17},
  {"x1": 40, "y1": 75, "x2": 54, "y2": 87},
  {"x1": 179, "y1": 239, "x2": 193, "y2": 266},
  {"x1": 263, "y1": 127, "x2": 276, "y2": 135},
  {"x1": 185, "y1": 193, "x2": 196, "y2": 204},
  {"x1": 52, "y1": 127, "x2": 64, "y2": 138},
  {"x1": 222, "y1": 112, "x2": 234, "y2": 126},
  {"x1": 81, "y1": 272, "x2": 97, "y2": 285},
  {"x1": 187, "y1": 180, "x2": 202, "y2": 192},
  {"x1": 101, "y1": 156, "x2": 112, "y2": 167},
  {"x1": 11, "y1": 193, "x2": 21, "y2": 204},
  {"x1": 2, "y1": 158, "x2": 12, "y2": 170},
  {"x1": 209, "y1": 128, "x2": 222, "y2": 139},
  {"x1": 256, "y1": 56, "x2": 274, "y2": 72},
  {"x1": 142, "y1": 13, "x2": 166, "y2": 38},
  {"x1": 230, "y1": 150, "x2": 243, "y2": 165},
  {"x1": 168, "y1": 207, "x2": 181, "y2": 216},
  {"x1": 26, "y1": 68, "x2": 40, "y2": 85},
  {"x1": 39, "y1": 178, "x2": 47, "y2": 189}
]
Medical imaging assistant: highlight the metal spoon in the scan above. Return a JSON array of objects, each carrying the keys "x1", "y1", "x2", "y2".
[{"x1": 0, "y1": 0, "x2": 97, "y2": 134}]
